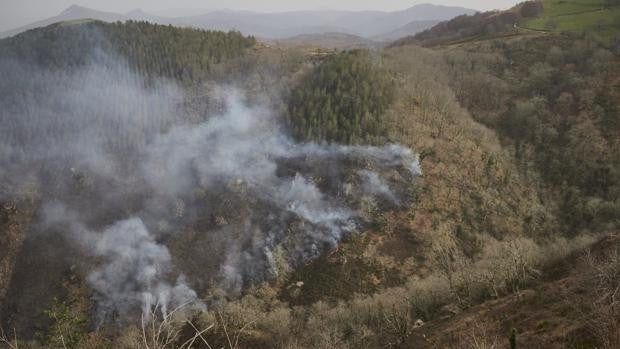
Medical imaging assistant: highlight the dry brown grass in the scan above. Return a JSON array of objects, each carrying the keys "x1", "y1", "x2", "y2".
[
  {"x1": 138, "y1": 303, "x2": 213, "y2": 349},
  {"x1": 580, "y1": 246, "x2": 620, "y2": 348}
]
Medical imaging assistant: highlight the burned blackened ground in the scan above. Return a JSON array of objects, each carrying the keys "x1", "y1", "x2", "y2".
[{"x1": 0, "y1": 41, "x2": 420, "y2": 335}]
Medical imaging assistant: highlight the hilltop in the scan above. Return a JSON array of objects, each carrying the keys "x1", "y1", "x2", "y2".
[
  {"x1": 523, "y1": 0, "x2": 620, "y2": 44},
  {"x1": 0, "y1": 5, "x2": 129, "y2": 38},
  {"x1": 392, "y1": 0, "x2": 620, "y2": 48}
]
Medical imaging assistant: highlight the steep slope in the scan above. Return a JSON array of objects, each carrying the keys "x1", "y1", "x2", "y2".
[
  {"x1": 391, "y1": 1, "x2": 543, "y2": 47},
  {"x1": 1, "y1": 6, "x2": 618, "y2": 348},
  {"x1": 403, "y1": 234, "x2": 620, "y2": 349},
  {"x1": 0, "y1": 21, "x2": 258, "y2": 336},
  {"x1": 0, "y1": 20, "x2": 255, "y2": 82},
  {"x1": 0, "y1": 21, "x2": 421, "y2": 341}
]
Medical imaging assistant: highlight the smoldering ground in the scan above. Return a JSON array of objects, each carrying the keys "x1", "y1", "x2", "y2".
[{"x1": 0, "y1": 45, "x2": 420, "y2": 326}]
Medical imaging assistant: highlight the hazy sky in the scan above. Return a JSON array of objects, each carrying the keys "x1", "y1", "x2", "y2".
[{"x1": 0, "y1": 0, "x2": 521, "y2": 32}]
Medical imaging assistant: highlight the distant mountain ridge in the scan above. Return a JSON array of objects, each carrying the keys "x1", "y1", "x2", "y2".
[
  {"x1": 0, "y1": 3, "x2": 476, "y2": 42},
  {"x1": 373, "y1": 19, "x2": 442, "y2": 41},
  {"x1": 1, "y1": 5, "x2": 129, "y2": 38},
  {"x1": 391, "y1": 1, "x2": 543, "y2": 48},
  {"x1": 275, "y1": 32, "x2": 380, "y2": 49}
]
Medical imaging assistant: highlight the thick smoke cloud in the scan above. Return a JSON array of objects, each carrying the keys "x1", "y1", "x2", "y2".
[
  {"x1": 140, "y1": 92, "x2": 421, "y2": 291},
  {"x1": 39, "y1": 202, "x2": 203, "y2": 321},
  {"x1": 87, "y1": 218, "x2": 202, "y2": 320},
  {"x1": 0, "y1": 50, "x2": 420, "y2": 321}
]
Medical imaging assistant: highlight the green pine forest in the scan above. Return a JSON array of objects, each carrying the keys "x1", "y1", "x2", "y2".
[{"x1": 287, "y1": 50, "x2": 395, "y2": 144}]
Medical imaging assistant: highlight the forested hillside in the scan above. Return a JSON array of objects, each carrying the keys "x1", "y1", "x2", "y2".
[
  {"x1": 287, "y1": 50, "x2": 395, "y2": 144},
  {"x1": 394, "y1": 0, "x2": 620, "y2": 49},
  {"x1": 0, "y1": 5, "x2": 619, "y2": 349},
  {"x1": 0, "y1": 20, "x2": 255, "y2": 82},
  {"x1": 444, "y1": 35, "x2": 620, "y2": 233},
  {"x1": 392, "y1": 1, "x2": 543, "y2": 47}
]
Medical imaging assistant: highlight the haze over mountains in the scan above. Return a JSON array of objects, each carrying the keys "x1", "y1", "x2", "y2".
[{"x1": 0, "y1": 3, "x2": 476, "y2": 41}]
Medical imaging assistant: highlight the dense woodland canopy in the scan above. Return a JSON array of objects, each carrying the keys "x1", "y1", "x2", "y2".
[
  {"x1": 286, "y1": 50, "x2": 395, "y2": 144},
  {"x1": 443, "y1": 35, "x2": 620, "y2": 233},
  {"x1": 0, "y1": 20, "x2": 258, "y2": 172},
  {"x1": 0, "y1": 20, "x2": 255, "y2": 82}
]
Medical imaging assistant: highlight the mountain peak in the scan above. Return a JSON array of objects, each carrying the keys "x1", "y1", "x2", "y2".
[
  {"x1": 60, "y1": 4, "x2": 90, "y2": 15},
  {"x1": 398, "y1": 3, "x2": 476, "y2": 20},
  {"x1": 126, "y1": 8, "x2": 147, "y2": 16}
]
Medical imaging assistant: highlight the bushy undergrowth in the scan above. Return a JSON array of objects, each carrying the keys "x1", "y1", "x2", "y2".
[
  {"x1": 13, "y1": 235, "x2": 588, "y2": 349},
  {"x1": 187, "y1": 234, "x2": 594, "y2": 349}
]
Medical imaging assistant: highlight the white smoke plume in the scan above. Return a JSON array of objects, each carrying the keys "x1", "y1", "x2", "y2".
[
  {"x1": 0, "y1": 49, "x2": 421, "y2": 323},
  {"x1": 358, "y1": 170, "x2": 400, "y2": 204},
  {"x1": 140, "y1": 90, "x2": 421, "y2": 290},
  {"x1": 87, "y1": 218, "x2": 203, "y2": 320},
  {"x1": 39, "y1": 202, "x2": 204, "y2": 321}
]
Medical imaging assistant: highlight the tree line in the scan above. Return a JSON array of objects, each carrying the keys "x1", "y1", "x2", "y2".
[{"x1": 0, "y1": 20, "x2": 256, "y2": 82}]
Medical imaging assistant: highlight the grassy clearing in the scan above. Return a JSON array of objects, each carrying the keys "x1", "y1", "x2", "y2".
[
  {"x1": 525, "y1": 0, "x2": 620, "y2": 43},
  {"x1": 536, "y1": 0, "x2": 608, "y2": 17}
]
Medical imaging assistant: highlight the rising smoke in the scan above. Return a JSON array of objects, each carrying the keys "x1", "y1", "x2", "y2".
[
  {"x1": 40, "y1": 202, "x2": 202, "y2": 321},
  {"x1": 0, "y1": 48, "x2": 420, "y2": 323}
]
